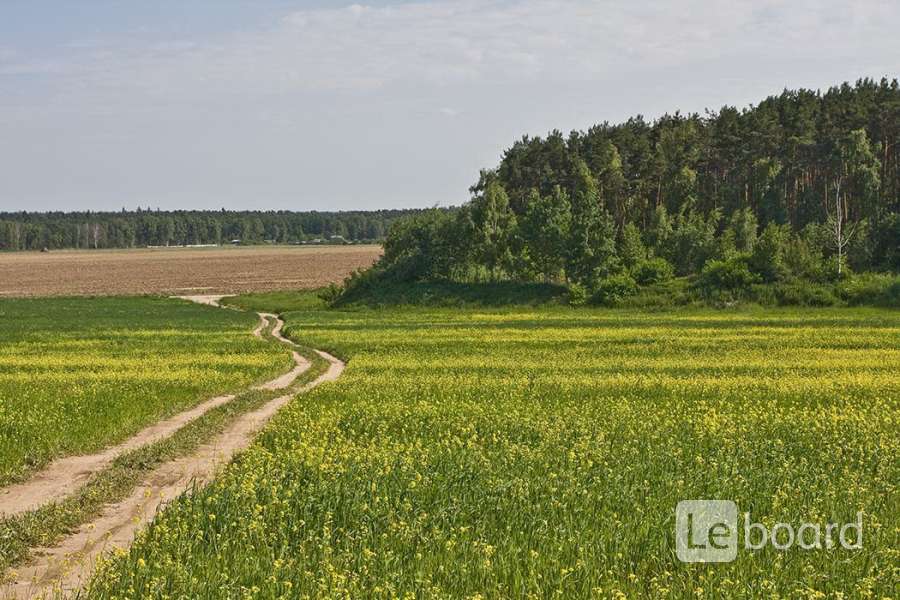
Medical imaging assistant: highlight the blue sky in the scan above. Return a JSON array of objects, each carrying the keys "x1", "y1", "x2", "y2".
[{"x1": 1, "y1": 1, "x2": 897, "y2": 212}]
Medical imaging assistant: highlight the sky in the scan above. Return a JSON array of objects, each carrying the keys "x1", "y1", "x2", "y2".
[{"x1": 1, "y1": 1, "x2": 897, "y2": 212}]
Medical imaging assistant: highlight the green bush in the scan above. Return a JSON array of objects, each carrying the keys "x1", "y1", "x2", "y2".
[
  {"x1": 836, "y1": 273, "x2": 900, "y2": 308},
  {"x1": 871, "y1": 212, "x2": 900, "y2": 271},
  {"x1": 748, "y1": 284, "x2": 777, "y2": 306},
  {"x1": 632, "y1": 257, "x2": 674, "y2": 285},
  {"x1": 697, "y1": 256, "x2": 759, "y2": 301},
  {"x1": 590, "y1": 274, "x2": 638, "y2": 306},
  {"x1": 317, "y1": 282, "x2": 343, "y2": 305},
  {"x1": 820, "y1": 255, "x2": 854, "y2": 282},
  {"x1": 767, "y1": 282, "x2": 839, "y2": 307},
  {"x1": 618, "y1": 278, "x2": 693, "y2": 308},
  {"x1": 888, "y1": 281, "x2": 900, "y2": 308},
  {"x1": 567, "y1": 283, "x2": 589, "y2": 307},
  {"x1": 782, "y1": 236, "x2": 825, "y2": 281},
  {"x1": 748, "y1": 223, "x2": 789, "y2": 282},
  {"x1": 336, "y1": 277, "x2": 568, "y2": 308},
  {"x1": 332, "y1": 266, "x2": 386, "y2": 306}
]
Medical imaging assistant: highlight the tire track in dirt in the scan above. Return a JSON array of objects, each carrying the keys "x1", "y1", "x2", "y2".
[
  {"x1": 2, "y1": 296, "x2": 344, "y2": 599},
  {"x1": 0, "y1": 304, "x2": 295, "y2": 518}
]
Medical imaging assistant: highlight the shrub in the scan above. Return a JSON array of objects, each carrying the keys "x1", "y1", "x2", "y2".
[
  {"x1": 748, "y1": 284, "x2": 777, "y2": 306},
  {"x1": 847, "y1": 219, "x2": 873, "y2": 272},
  {"x1": 317, "y1": 282, "x2": 343, "y2": 305},
  {"x1": 590, "y1": 274, "x2": 638, "y2": 306},
  {"x1": 870, "y1": 212, "x2": 900, "y2": 271},
  {"x1": 697, "y1": 256, "x2": 759, "y2": 301},
  {"x1": 567, "y1": 283, "x2": 589, "y2": 307},
  {"x1": 836, "y1": 273, "x2": 900, "y2": 308},
  {"x1": 331, "y1": 266, "x2": 386, "y2": 306},
  {"x1": 618, "y1": 223, "x2": 647, "y2": 269},
  {"x1": 887, "y1": 281, "x2": 900, "y2": 308},
  {"x1": 782, "y1": 236, "x2": 825, "y2": 281},
  {"x1": 748, "y1": 223, "x2": 789, "y2": 282},
  {"x1": 617, "y1": 278, "x2": 693, "y2": 308},
  {"x1": 768, "y1": 282, "x2": 839, "y2": 307},
  {"x1": 632, "y1": 257, "x2": 674, "y2": 285},
  {"x1": 822, "y1": 255, "x2": 852, "y2": 282}
]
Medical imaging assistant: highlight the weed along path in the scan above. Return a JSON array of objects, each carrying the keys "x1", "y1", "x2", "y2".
[{"x1": 2, "y1": 296, "x2": 345, "y2": 599}]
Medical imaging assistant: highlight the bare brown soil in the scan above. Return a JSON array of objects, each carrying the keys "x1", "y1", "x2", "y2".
[{"x1": 0, "y1": 245, "x2": 381, "y2": 297}]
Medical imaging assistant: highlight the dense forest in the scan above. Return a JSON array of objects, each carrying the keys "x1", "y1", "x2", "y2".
[
  {"x1": 0, "y1": 209, "x2": 423, "y2": 250},
  {"x1": 354, "y1": 78, "x2": 900, "y2": 306}
]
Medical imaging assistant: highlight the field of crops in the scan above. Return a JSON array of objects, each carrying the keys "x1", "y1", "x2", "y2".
[
  {"x1": 0, "y1": 297, "x2": 290, "y2": 485},
  {"x1": 84, "y1": 305, "x2": 899, "y2": 598}
]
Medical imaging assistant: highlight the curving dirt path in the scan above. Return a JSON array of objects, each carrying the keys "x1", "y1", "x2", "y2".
[
  {"x1": 0, "y1": 306, "x2": 291, "y2": 518},
  {"x1": 2, "y1": 296, "x2": 344, "y2": 599}
]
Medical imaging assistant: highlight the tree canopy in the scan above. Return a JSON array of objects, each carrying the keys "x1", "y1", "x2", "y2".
[{"x1": 372, "y1": 78, "x2": 900, "y2": 294}]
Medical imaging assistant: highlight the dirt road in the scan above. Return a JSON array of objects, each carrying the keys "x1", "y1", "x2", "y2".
[{"x1": 2, "y1": 296, "x2": 344, "y2": 599}]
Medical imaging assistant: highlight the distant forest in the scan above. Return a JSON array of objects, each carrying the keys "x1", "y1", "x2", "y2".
[
  {"x1": 357, "y1": 78, "x2": 900, "y2": 305},
  {"x1": 0, "y1": 209, "x2": 425, "y2": 251}
]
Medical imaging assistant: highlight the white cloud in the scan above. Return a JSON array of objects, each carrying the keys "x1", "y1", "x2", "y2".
[
  {"x1": 8, "y1": 0, "x2": 898, "y2": 101},
  {"x1": 0, "y1": 0, "x2": 897, "y2": 210}
]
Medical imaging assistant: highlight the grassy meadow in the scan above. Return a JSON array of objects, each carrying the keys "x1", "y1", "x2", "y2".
[
  {"x1": 0, "y1": 297, "x2": 290, "y2": 485},
  {"x1": 84, "y1": 303, "x2": 900, "y2": 599}
]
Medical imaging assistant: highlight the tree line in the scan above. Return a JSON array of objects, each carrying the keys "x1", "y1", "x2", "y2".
[
  {"x1": 0, "y1": 209, "x2": 423, "y2": 251},
  {"x1": 361, "y1": 78, "x2": 900, "y2": 304}
]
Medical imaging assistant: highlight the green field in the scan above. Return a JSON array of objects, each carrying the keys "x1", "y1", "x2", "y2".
[
  {"x1": 84, "y1": 304, "x2": 900, "y2": 598},
  {"x1": 0, "y1": 297, "x2": 290, "y2": 485}
]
